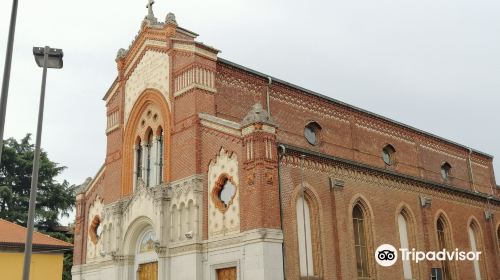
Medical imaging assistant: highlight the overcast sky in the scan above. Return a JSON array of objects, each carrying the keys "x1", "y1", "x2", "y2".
[{"x1": 0, "y1": 0, "x2": 499, "y2": 192}]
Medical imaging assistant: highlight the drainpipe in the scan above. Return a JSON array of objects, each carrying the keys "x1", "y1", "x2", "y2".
[
  {"x1": 266, "y1": 77, "x2": 272, "y2": 114},
  {"x1": 468, "y1": 148, "x2": 476, "y2": 191},
  {"x1": 277, "y1": 144, "x2": 287, "y2": 279}
]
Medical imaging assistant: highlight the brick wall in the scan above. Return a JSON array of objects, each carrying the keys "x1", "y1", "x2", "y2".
[{"x1": 73, "y1": 20, "x2": 499, "y2": 280}]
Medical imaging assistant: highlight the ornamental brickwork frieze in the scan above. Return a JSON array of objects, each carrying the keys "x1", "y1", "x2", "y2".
[
  {"x1": 201, "y1": 127, "x2": 243, "y2": 144},
  {"x1": 355, "y1": 117, "x2": 415, "y2": 145},
  {"x1": 282, "y1": 154, "x2": 499, "y2": 211},
  {"x1": 216, "y1": 68, "x2": 265, "y2": 97},
  {"x1": 270, "y1": 88, "x2": 349, "y2": 123},
  {"x1": 124, "y1": 45, "x2": 169, "y2": 79}
]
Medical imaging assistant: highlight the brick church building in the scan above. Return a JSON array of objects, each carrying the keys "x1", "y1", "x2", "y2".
[{"x1": 72, "y1": 6, "x2": 500, "y2": 280}]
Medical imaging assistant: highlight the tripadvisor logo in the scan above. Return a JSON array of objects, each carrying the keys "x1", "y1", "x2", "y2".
[
  {"x1": 375, "y1": 244, "x2": 482, "y2": 267},
  {"x1": 375, "y1": 244, "x2": 398, "y2": 267}
]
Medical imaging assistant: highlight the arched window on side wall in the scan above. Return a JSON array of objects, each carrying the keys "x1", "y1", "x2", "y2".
[
  {"x1": 398, "y1": 211, "x2": 413, "y2": 280},
  {"x1": 468, "y1": 221, "x2": 485, "y2": 280},
  {"x1": 146, "y1": 130, "x2": 153, "y2": 187},
  {"x1": 296, "y1": 195, "x2": 314, "y2": 277},
  {"x1": 353, "y1": 203, "x2": 371, "y2": 279},
  {"x1": 497, "y1": 225, "x2": 500, "y2": 252},
  {"x1": 437, "y1": 216, "x2": 453, "y2": 280}
]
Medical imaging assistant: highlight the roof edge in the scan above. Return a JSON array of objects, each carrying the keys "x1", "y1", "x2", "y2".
[
  {"x1": 0, "y1": 242, "x2": 73, "y2": 250},
  {"x1": 102, "y1": 77, "x2": 119, "y2": 101},
  {"x1": 218, "y1": 58, "x2": 493, "y2": 159}
]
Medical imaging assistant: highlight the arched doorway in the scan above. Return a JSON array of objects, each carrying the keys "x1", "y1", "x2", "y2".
[{"x1": 135, "y1": 230, "x2": 158, "y2": 280}]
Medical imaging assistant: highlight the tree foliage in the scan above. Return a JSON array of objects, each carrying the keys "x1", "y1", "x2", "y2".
[{"x1": 0, "y1": 134, "x2": 75, "y2": 230}]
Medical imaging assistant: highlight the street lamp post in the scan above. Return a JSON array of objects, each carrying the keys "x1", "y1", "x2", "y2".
[
  {"x1": 0, "y1": 0, "x2": 19, "y2": 165},
  {"x1": 22, "y1": 46, "x2": 63, "y2": 280}
]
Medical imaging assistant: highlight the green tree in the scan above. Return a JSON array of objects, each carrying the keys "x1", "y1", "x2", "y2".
[
  {"x1": 0, "y1": 134, "x2": 76, "y2": 280},
  {"x1": 0, "y1": 134, "x2": 75, "y2": 230}
]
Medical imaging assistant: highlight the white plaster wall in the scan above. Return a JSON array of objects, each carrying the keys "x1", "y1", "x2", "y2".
[
  {"x1": 203, "y1": 229, "x2": 284, "y2": 280},
  {"x1": 244, "y1": 241, "x2": 284, "y2": 279},
  {"x1": 124, "y1": 50, "x2": 170, "y2": 124},
  {"x1": 73, "y1": 264, "x2": 116, "y2": 280},
  {"x1": 170, "y1": 253, "x2": 203, "y2": 280}
]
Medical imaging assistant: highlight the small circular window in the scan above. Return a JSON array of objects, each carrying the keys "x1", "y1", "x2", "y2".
[
  {"x1": 212, "y1": 174, "x2": 237, "y2": 213},
  {"x1": 382, "y1": 145, "x2": 396, "y2": 165},
  {"x1": 304, "y1": 122, "x2": 321, "y2": 146}
]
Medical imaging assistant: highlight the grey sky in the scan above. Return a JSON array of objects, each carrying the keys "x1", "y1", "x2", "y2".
[{"x1": 0, "y1": 0, "x2": 499, "y2": 191}]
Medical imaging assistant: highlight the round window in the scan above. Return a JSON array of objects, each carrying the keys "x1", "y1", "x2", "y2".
[
  {"x1": 304, "y1": 122, "x2": 321, "y2": 146},
  {"x1": 382, "y1": 145, "x2": 395, "y2": 165}
]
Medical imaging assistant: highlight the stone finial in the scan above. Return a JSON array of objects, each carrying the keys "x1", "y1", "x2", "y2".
[
  {"x1": 115, "y1": 48, "x2": 128, "y2": 61},
  {"x1": 76, "y1": 177, "x2": 93, "y2": 195},
  {"x1": 241, "y1": 103, "x2": 277, "y2": 127},
  {"x1": 165, "y1": 12, "x2": 177, "y2": 25}
]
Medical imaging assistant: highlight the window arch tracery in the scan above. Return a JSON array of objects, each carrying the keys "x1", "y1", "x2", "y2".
[
  {"x1": 352, "y1": 202, "x2": 373, "y2": 279},
  {"x1": 436, "y1": 215, "x2": 454, "y2": 280},
  {"x1": 131, "y1": 103, "x2": 166, "y2": 190}
]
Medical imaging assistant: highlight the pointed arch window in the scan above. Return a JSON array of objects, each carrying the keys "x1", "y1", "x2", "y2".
[
  {"x1": 146, "y1": 130, "x2": 153, "y2": 187},
  {"x1": 497, "y1": 225, "x2": 500, "y2": 252},
  {"x1": 296, "y1": 195, "x2": 314, "y2": 277},
  {"x1": 437, "y1": 217, "x2": 453, "y2": 280},
  {"x1": 353, "y1": 204, "x2": 370, "y2": 278},
  {"x1": 468, "y1": 221, "x2": 484, "y2": 280},
  {"x1": 157, "y1": 127, "x2": 164, "y2": 185},
  {"x1": 398, "y1": 211, "x2": 413, "y2": 280},
  {"x1": 135, "y1": 137, "x2": 143, "y2": 184},
  {"x1": 441, "y1": 162, "x2": 452, "y2": 180}
]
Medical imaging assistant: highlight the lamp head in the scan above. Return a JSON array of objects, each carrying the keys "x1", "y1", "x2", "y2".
[{"x1": 33, "y1": 47, "x2": 64, "y2": 69}]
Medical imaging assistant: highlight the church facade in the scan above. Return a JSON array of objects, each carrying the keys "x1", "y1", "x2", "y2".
[{"x1": 72, "y1": 8, "x2": 500, "y2": 280}]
